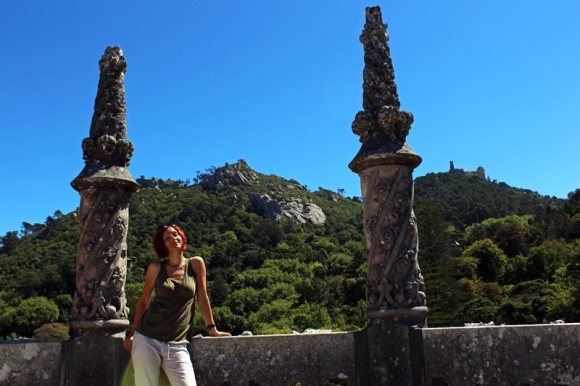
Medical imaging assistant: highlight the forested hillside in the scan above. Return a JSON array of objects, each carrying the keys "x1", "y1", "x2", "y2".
[
  {"x1": 414, "y1": 173, "x2": 579, "y2": 326},
  {"x1": 414, "y1": 172, "x2": 564, "y2": 227},
  {"x1": 0, "y1": 161, "x2": 578, "y2": 340}
]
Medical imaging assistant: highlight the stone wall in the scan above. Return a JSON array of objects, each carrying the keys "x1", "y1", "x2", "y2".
[
  {"x1": 0, "y1": 342, "x2": 62, "y2": 386},
  {"x1": 418, "y1": 323, "x2": 580, "y2": 386},
  {"x1": 190, "y1": 332, "x2": 356, "y2": 385},
  {"x1": 1, "y1": 324, "x2": 579, "y2": 385}
]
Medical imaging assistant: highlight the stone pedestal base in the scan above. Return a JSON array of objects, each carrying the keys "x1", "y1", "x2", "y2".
[
  {"x1": 355, "y1": 320, "x2": 426, "y2": 386},
  {"x1": 61, "y1": 320, "x2": 130, "y2": 386},
  {"x1": 366, "y1": 306, "x2": 428, "y2": 325}
]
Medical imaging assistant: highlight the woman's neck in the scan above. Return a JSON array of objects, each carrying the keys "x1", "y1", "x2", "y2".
[{"x1": 166, "y1": 252, "x2": 184, "y2": 266}]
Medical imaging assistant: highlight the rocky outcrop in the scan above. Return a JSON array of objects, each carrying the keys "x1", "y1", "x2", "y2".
[
  {"x1": 199, "y1": 160, "x2": 327, "y2": 225},
  {"x1": 250, "y1": 194, "x2": 326, "y2": 225},
  {"x1": 136, "y1": 176, "x2": 161, "y2": 191},
  {"x1": 201, "y1": 159, "x2": 258, "y2": 190}
]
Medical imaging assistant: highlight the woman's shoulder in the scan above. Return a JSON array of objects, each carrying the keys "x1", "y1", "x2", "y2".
[
  {"x1": 146, "y1": 260, "x2": 162, "y2": 273},
  {"x1": 188, "y1": 255, "x2": 205, "y2": 268},
  {"x1": 143, "y1": 260, "x2": 162, "y2": 283}
]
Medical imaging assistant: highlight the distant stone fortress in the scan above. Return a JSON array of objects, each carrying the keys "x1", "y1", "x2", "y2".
[{"x1": 448, "y1": 161, "x2": 487, "y2": 180}]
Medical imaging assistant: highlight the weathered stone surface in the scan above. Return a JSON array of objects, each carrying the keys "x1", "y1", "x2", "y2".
[
  {"x1": 349, "y1": 7, "x2": 426, "y2": 323},
  {"x1": 61, "y1": 328, "x2": 130, "y2": 386},
  {"x1": 349, "y1": 8, "x2": 427, "y2": 383},
  {"x1": 70, "y1": 46, "x2": 138, "y2": 325},
  {"x1": 250, "y1": 193, "x2": 327, "y2": 225},
  {"x1": 349, "y1": 7, "x2": 421, "y2": 173},
  {"x1": 64, "y1": 46, "x2": 138, "y2": 386},
  {"x1": 0, "y1": 342, "x2": 61, "y2": 386},
  {"x1": 72, "y1": 46, "x2": 137, "y2": 191},
  {"x1": 190, "y1": 332, "x2": 356, "y2": 386},
  {"x1": 356, "y1": 322, "x2": 427, "y2": 386},
  {"x1": 420, "y1": 323, "x2": 580, "y2": 385},
  {"x1": 3, "y1": 324, "x2": 580, "y2": 385},
  {"x1": 359, "y1": 165, "x2": 426, "y2": 315}
]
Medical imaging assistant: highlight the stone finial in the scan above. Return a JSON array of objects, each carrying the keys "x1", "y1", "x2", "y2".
[
  {"x1": 359, "y1": 6, "x2": 401, "y2": 115},
  {"x1": 348, "y1": 7, "x2": 427, "y2": 325},
  {"x1": 72, "y1": 46, "x2": 137, "y2": 192},
  {"x1": 350, "y1": 7, "x2": 420, "y2": 172},
  {"x1": 69, "y1": 46, "x2": 137, "y2": 325}
]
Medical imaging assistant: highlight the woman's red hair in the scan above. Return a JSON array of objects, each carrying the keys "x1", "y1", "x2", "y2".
[{"x1": 152, "y1": 224, "x2": 188, "y2": 258}]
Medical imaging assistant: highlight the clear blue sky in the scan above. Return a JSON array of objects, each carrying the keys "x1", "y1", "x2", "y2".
[{"x1": 1, "y1": 1, "x2": 579, "y2": 237}]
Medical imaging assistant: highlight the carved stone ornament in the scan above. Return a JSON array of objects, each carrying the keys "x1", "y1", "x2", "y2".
[
  {"x1": 71, "y1": 189, "x2": 131, "y2": 320},
  {"x1": 361, "y1": 167, "x2": 426, "y2": 310},
  {"x1": 72, "y1": 46, "x2": 138, "y2": 192},
  {"x1": 71, "y1": 46, "x2": 139, "y2": 323},
  {"x1": 349, "y1": 7, "x2": 421, "y2": 173},
  {"x1": 349, "y1": 8, "x2": 427, "y2": 323}
]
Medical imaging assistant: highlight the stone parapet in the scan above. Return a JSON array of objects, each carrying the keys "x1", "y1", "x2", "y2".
[
  {"x1": 189, "y1": 332, "x2": 357, "y2": 386},
  {"x1": 2, "y1": 325, "x2": 579, "y2": 385},
  {"x1": 419, "y1": 323, "x2": 580, "y2": 386}
]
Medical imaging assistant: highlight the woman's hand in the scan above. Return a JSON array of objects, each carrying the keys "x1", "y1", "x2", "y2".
[
  {"x1": 123, "y1": 336, "x2": 133, "y2": 352},
  {"x1": 208, "y1": 327, "x2": 231, "y2": 337}
]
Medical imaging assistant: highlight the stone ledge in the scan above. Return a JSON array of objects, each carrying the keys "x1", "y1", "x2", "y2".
[{"x1": 2, "y1": 325, "x2": 580, "y2": 385}]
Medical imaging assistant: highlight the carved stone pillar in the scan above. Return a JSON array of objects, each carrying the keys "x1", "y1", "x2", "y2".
[
  {"x1": 64, "y1": 46, "x2": 138, "y2": 386},
  {"x1": 350, "y1": 7, "x2": 428, "y2": 385}
]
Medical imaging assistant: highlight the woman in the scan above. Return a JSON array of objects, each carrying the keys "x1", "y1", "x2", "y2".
[{"x1": 123, "y1": 223, "x2": 230, "y2": 386}]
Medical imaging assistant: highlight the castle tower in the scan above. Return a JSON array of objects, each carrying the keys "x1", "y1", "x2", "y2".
[{"x1": 349, "y1": 7, "x2": 428, "y2": 384}]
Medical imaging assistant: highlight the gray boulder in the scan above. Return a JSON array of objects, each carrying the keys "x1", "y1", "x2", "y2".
[{"x1": 250, "y1": 194, "x2": 327, "y2": 225}]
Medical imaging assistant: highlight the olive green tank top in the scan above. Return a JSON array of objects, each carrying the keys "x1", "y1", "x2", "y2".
[{"x1": 137, "y1": 259, "x2": 196, "y2": 344}]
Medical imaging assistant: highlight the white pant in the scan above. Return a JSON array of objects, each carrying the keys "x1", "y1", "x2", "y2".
[{"x1": 132, "y1": 331, "x2": 197, "y2": 386}]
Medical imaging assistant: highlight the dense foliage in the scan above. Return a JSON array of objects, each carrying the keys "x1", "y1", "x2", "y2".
[
  {"x1": 0, "y1": 164, "x2": 578, "y2": 339},
  {"x1": 414, "y1": 174, "x2": 579, "y2": 326}
]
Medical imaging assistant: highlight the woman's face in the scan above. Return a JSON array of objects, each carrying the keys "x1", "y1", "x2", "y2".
[{"x1": 163, "y1": 227, "x2": 183, "y2": 252}]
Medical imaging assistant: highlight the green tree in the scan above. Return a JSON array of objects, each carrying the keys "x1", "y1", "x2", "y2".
[
  {"x1": 32, "y1": 323, "x2": 70, "y2": 342},
  {"x1": 504, "y1": 254, "x2": 528, "y2": 284},
  {"x1": 497, "y1": 299, "x2": 536, "y2": 324},
  {"x1": 291, "y1": 303, "x2": 332, "y2": 331},
  {"x1": 11, "y1": 297, "x2": 59, "y2": 337},
  {"x1": 462, "y1": 239, "x2": 508, "y2": 283},
  {"x1": 53, "y1": 294, "x2": 72, "y2": 322},
  {"x1": 524, "y1": 240, "x2": 570, "y2": 283},
  {"x1": 248, "y1": 298, "x2": 295, "y2": 334},
  {"x1": 414, "y1": 199, "x2": 453, "y2": 262},
  {"x1": 461, "y1": 297, "x2": 498, "y2": 323},
  {"x1": 210, "y1": 271, "x2": 230, "y2": 307},
  {"x1": 495, "y1": 222, "x2": 527, "y2": 258},
  {"x1": 0, "y1": 231, "x2": 19, "y2": 254}
]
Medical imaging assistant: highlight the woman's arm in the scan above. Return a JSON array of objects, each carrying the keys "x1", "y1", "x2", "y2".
[
  {"x1": 122, "y1": 262, "x2": 160, "y2": 352},
  {"x1": 190, "y1": 256, "x2": 231, "y2": 337}
]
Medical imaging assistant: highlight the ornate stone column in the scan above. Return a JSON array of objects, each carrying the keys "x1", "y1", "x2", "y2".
[
  {"x1": 350, "y1": 8, "x2": 428, "y2": 385},
  {"x1": 64, "y1": 46, "x2": 138, "y2": 386}
]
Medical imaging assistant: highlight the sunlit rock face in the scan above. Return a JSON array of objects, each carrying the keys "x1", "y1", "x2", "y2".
[{"x1": 250, "y1": 194, "x2": 327, "y2": 225}]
